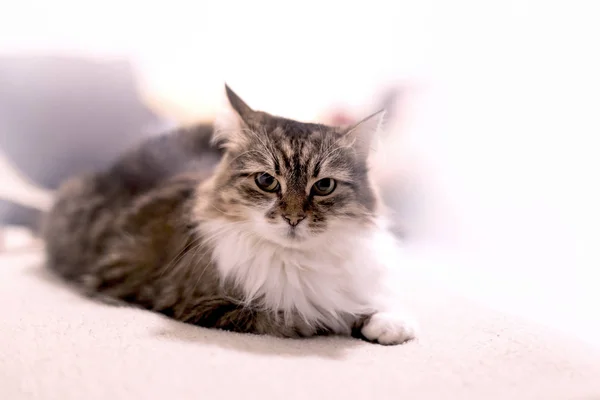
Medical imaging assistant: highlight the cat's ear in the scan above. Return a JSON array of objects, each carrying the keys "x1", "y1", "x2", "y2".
[
  {"x1": 213, "y1": 84, "x2": 260, "y2": 150},
  {"x1": 342, "y1": 109, "x2": 385, "y2": 159},
  {"x1": 224, "y1": 84, "x2": 261, "y2": 127}
]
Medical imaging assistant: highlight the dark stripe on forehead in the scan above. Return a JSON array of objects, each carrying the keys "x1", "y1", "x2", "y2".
[
  {"x1": 273, "y1": 158, "x2": 281, "y2": 175},
  {"x1": 291, "y1": 145, "x2": 302, "y2": 179},
  {"x1": 312, "y1": 160, "x2": 321, "y2": 178}
]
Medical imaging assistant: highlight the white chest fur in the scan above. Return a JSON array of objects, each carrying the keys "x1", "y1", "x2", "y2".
[{"x1": 200, "y1": 220, "x2": 399, "y2": 329}]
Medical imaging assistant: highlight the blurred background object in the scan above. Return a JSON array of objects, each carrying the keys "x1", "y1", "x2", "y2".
[
  {"x1": 1, "y1": 0, "x2": 599, "y2": 348},
  {"x1": 0, "y1": 56, "x2": 164, "y2": 189},
  {"x1": 0, "y1": 56, "x2": 167, "y2": 229}
]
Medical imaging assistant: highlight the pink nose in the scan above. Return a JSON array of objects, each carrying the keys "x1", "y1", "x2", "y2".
[{"x1": 283, "y1": 213, "x2": 306, "y2": 227}]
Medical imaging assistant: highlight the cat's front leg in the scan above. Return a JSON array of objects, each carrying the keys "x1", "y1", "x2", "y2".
[{"x1": 357, "y1": 309, "x2": 418, "y2": 345}]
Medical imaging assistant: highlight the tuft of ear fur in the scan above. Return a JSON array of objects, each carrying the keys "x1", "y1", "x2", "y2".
[{"x1": 342, "y1": 109, "x2": 386, "y2": 159}]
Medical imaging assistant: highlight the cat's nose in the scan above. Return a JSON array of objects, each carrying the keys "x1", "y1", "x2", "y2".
[{"x1": 282, "y1": 213, "x2": 306, "y2": 227}]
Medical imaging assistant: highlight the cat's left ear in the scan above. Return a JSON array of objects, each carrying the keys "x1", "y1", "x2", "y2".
[{"x1": 342, "y1": 110, "x2": 386, "y2": 159}]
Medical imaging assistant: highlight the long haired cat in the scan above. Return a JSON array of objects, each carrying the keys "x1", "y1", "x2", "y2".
[{"x1": 43, "y1": 85, "x2": 417, "y2": 344}]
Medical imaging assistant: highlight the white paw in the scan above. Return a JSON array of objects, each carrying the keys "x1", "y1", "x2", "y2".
[{"x1": 361, "y1": 312, "x2": 418, "y2": 345}]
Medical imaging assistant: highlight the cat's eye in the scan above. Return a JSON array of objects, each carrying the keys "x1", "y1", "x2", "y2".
[
  {"x1": 255, "y1": 172, "x2": 280, "y2": 192},
  {"x1": 312, "y1": 178, "x2": 336, "y2": 196}
]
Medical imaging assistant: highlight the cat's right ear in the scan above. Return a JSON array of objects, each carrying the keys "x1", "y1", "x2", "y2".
[
  {"x1": 213, "y1": 84, "x2": 259, "y2": 150},
  {"x1": 224, "y1": 84, "x2": 258, "y2": 126}
]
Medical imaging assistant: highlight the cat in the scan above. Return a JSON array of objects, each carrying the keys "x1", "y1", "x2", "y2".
[{"x1": 43, "y1": 85, "x2": 417, "y2": 345}]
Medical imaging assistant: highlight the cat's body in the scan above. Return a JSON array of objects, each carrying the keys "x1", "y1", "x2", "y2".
[{"x1": 44, "y1": 86, "x2": 416, "y2": 344}]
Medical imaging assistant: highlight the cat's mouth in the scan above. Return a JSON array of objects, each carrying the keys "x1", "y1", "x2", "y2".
[
  {"x1": 286, "y1": 227, "x2": 302, "y2": 240},
  {"x1": 252, "y1": 216, "x2": 315, "y2": 248},
  {"x1": 259, "y1": 224, "x2": 310, "y2": 249}
]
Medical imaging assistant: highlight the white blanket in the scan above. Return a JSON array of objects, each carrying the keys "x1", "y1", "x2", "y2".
[{"x1": 2, "y1": 247, "x2": 599, "y2": 400}]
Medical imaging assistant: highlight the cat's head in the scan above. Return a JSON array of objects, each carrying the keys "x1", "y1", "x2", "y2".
[{"x1": 205, "y1": 85, "x2": 384, "y2": 248}]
